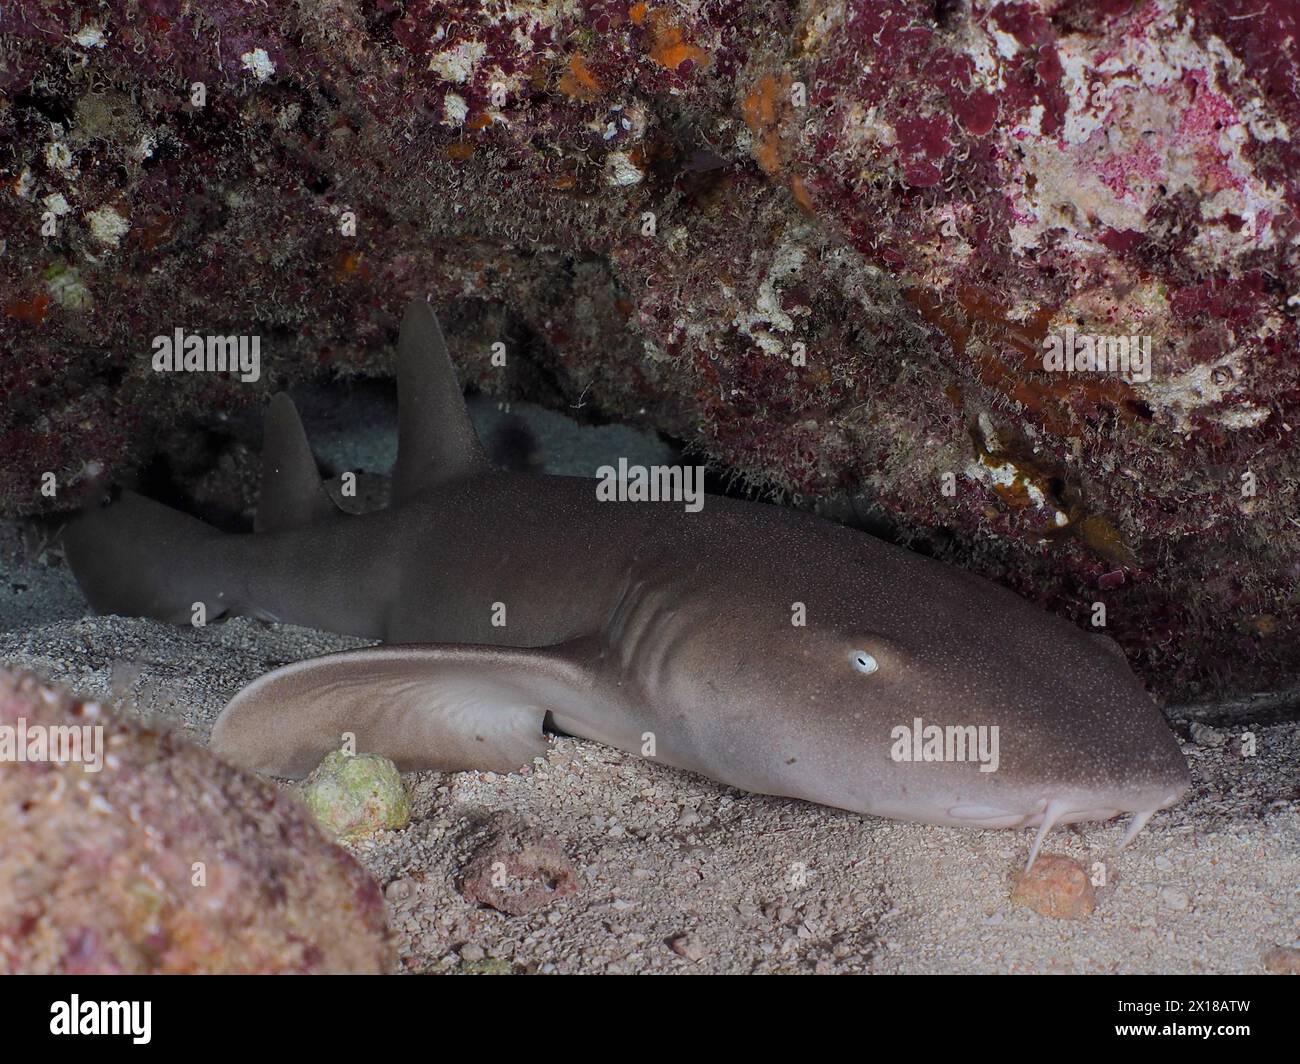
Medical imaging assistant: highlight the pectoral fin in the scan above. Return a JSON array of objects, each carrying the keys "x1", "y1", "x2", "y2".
[{"x1": 209, "y1": 643, "x2": 601, "y2": 779}]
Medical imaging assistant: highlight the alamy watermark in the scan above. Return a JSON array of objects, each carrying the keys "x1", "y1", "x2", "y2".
[
  {"x1": 152, "y1": 329, "x2": 261, "y2": 382},
  {"x1": 50, "y1": 995, "x2": 151, "y2": 1044},
  {"x1": 1042, "y1": 327, "x2": 1152, "y2": 384},
  {"x1": 0, "y1": 717, "x2": 104, "y2": 772},
  {"x1": 890, "y1": 716, "x2": 999, "y2": 773},
  {"x1": 596, "y1": 458, "x2": 704, "y2": 513}
]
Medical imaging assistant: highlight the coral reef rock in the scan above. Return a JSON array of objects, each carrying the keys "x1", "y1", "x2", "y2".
[
  {"x1": 0, "y1": 670, "x2": 394, "y2": 974},
  {"x1": 1010, "y1": 854, "x2": 1098, "y2": 920},
  {"x1": 3, "y1": 1, "x2": 1299, "y2": 706}
]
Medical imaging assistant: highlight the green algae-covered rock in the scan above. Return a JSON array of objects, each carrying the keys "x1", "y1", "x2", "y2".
[{"x1": 302, "y1": 749, "x2": 411, "y2": 839}]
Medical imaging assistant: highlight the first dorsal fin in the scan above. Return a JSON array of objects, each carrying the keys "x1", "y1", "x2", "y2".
[
  {"x1": 254, "y1": 393, "x2": 339, "y2": 533},
  {"x1": 391, "y1": 299, "x2": 489, "y2": 503}
]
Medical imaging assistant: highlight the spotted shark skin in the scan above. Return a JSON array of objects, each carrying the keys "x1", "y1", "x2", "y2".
[{"x1": 65, "y1": 301, "x2": 1191, "y2": 869}]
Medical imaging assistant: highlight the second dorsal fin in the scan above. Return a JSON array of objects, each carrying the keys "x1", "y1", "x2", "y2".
[
  {"x1": 254, "y1": 393, "x2": 339, "y2": 533},
  {"x1": 391, "y1": 300, "x2": 489, "y2": 503}
]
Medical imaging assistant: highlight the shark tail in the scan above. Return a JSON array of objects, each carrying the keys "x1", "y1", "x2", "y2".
[
  {"x1": 63, "y1": 489, "x2": 248, "y2": 625},
  {"x1": 66, "y1": 390, "x2": 342, "y2": 626},
  {"x1": 65, "y1": 299, "x2": 466, "y2": 628}
]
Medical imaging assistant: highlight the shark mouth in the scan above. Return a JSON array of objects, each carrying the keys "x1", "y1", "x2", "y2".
[
  {"x1": 947, "y1": 797, "x2": 1177, "y2": 872},
  {"x1": 1022, "y1": 799, "x2": 1155, "y2": 874}
]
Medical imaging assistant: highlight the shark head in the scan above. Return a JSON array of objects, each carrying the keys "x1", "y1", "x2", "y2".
[{"x1": 647, "y1": 511, "x2": 1191, "y2": 866}]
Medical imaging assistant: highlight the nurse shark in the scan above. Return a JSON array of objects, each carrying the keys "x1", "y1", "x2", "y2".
[{"x1": 65, "y1": 301, "x2": 1190, "y2": 869}]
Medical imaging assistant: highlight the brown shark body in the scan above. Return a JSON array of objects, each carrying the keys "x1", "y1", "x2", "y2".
[{"x1": 65, "y1": 302, "x2": 1190, "y2": 867}]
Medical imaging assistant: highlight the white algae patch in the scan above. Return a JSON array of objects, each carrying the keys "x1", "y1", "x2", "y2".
[
  {"x1": 85, "y1": 205, "x2": 129, "y2": 247},
  {"x1": 240, "y1": 48, "x2": 276, "y2": 82},
  {"x1": 71, "y1": 24, "x2": 107, "y2": 49}
]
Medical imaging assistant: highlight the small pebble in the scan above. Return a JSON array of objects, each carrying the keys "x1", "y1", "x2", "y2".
[
  {"x1": 1262, "y1": 946, "x2": 1300, "y2": 975},
  {"x1": 668, "y1": 934, "x2": 704, "y2": 962},
  {"x1": 1190, "y1": 722, "x2": 1225, "y2": 747}
]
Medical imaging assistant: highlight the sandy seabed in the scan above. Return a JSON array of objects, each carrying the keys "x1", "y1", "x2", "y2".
[{"x1": 2, "y1": 569, "x2": 1296, "y2": 975}]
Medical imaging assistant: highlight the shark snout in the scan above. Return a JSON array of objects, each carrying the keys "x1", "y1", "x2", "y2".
[
  {"x1": 1008, "y1": 768, "x2": 1190, "y2": 871},
  {"x1": 936, "y1": 742, "x2": 1191, "y2": 872}
]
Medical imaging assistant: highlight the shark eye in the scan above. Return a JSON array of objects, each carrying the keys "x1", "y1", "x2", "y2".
[{"x1": 850, "y1": 650, "x2": 878, "y2": 675}]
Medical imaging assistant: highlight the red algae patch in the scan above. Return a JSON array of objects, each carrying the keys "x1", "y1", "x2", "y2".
[{"x1": 1011, "y1": 854, "x2": 1097, "y2": 920}]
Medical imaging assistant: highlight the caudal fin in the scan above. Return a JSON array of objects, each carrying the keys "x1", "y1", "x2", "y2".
[
  {"x1": 64, "y1": 490, "x2": 243, "y2": 625},
  {"x1": 65, "y1": 389, "x2": 351, "y2": 624}
]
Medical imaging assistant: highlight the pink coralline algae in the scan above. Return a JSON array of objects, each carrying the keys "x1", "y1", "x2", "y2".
[
  {"x1": 457, "y1": 811, "x2": 581, "y2": 916},
  {"x1": 0, "y1": 670, "x2": 394, "y2": 974},
  {"x1": 1, "y1": 1, "x2": 1298, "y2": 706}
]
